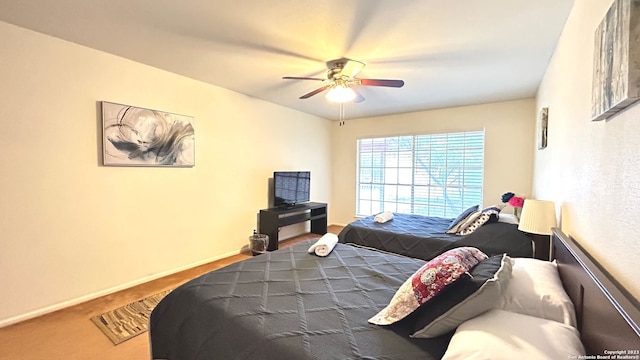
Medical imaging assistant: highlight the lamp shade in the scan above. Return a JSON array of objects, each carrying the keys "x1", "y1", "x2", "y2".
[
  {"x1": 517, "y1": 199, "x2": 557, "y2": 235},
  {"x1": 326, "y1": 85, "x2": 356, "y2": 102}
]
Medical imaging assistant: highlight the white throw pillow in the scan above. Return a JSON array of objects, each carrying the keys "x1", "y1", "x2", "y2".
[
  {"x1": 441, "y1": 309, "x2": 585, "y2": 360},
  {"x1": 497, "y1": 257, "x2": 576, "y2": 326},
  {"x1": 497, "y1": 213, "x2": 519, "y2": 224}
]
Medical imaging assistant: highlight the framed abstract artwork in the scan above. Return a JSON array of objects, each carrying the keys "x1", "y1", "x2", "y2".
[
  {"x1": 102, "y1": 101, "x2": 195, "y2": 167},
  {"x1": 591, "y1": 0, "x2": 640, "y2": 121},
  {"x1": 538, "y1": 107, "x2": 548, "y2": 150}
]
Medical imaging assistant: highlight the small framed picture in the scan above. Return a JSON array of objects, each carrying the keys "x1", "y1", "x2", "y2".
[{"x1": 538, "y1": 107, "x2": 548, "y2": 150}]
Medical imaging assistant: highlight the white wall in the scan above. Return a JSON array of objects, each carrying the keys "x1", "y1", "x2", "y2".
[
  {"x1": 0, "y1": 21, "x2": 332, "y2": 326},
  {"x1": 534, "y1": 0, "x2": 640, "y2": 299},
  {"x1": 330, "y1": 99, "x2": 536, "y2": 225}
]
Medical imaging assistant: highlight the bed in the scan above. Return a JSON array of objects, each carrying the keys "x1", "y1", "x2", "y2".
[
  {"x1": 337, "y1": 212, "x2": 533, "y2": 261},
  {"x1": 149, "y1": 229, "x2": 640, "y2": 360},
  {"x1": 149, "y1": 242, "x2": 451, "y2": 359}
]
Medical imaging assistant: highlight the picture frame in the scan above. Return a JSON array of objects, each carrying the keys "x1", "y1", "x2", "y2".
[
  {"x1": 101, "y1": 101, "x2": 195, "y2": 167},
  {"x1": 538, "y1": 107, "x2": 548, "y2": 150},
  {"x1": 591, "y1": 0, "x2": 640, "y2": 121}
]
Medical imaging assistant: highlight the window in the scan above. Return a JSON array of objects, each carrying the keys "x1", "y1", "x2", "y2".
[{"x1": 356, "y1": 131, "x2": 484, "y2": 218}]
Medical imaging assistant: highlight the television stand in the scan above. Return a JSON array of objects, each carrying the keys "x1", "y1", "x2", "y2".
[
  {"x1": 280, "y1": 203, "x2": 306, "y2": 210},
  {"x1": 258, "y1": 202, "x2": 327, "y2": 251}
]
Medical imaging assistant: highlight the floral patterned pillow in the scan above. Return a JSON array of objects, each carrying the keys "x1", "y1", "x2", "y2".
[{"x1": 368, "y1": 247, "x2": 488, "y2": 325}]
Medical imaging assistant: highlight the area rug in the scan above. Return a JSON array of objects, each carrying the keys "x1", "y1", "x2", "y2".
[{"x1": 91, "y1": 289, "x2": 171, "y2": 345}]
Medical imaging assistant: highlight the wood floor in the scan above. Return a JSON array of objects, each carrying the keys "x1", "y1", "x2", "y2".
[{"x1": 0, "y1": 226, "x2": 342, "y2": 360}]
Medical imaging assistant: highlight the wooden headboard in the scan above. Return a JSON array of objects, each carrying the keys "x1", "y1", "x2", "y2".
[{"x1": 552, "y1": 228, "x2": 640, "y2": 354}]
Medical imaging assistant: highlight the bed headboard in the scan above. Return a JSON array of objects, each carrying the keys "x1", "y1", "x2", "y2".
[{"x1": 552, "y1": 228, "x2": 640, "y2": 354}]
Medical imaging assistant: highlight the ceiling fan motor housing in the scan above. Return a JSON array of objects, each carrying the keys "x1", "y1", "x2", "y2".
[{"x1": 328, "y1": 67, "x2": 343, "y2": 80}]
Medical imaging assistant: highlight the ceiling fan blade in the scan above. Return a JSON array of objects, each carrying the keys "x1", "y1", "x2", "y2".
[
  {"x1": 283, "y1": 76, "x2": 326, "y2": 81},
  {"x1": 341, "y1": 59, "x2": 365, "y2": 79},
  {"x1": 300, "y1": 85, "x2": 330, "y2": 99},
  {"x1": 353, "y1": 88, "x2": 366, "y2": 103},
  {"x1": 357, "y1": 79, "x2": 405, "y2": 87}
]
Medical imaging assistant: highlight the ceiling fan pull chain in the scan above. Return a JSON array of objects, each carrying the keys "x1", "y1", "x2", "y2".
[{"x1": 339, "y1": 103, "x2": 346, "y2": 126}]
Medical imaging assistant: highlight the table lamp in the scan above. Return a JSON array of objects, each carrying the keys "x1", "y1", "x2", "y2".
[{"x1": 517, "y1": 199, "x2": 557, "y2": 260}]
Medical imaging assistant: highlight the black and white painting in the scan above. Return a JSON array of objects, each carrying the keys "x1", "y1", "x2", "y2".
[
  {"x1": 538, "y1": 107, "x2": 548, "y2": 149},
  {"x1": 591, "y1": 0, "x2": 640, "y2": 121},
  {"x1": 102, "y1": 102, "x2": 195, "y2": 167}
]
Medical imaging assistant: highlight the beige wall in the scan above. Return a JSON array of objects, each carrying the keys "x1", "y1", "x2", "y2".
[
  {"x1": 8, "y1": 0, "x2": 637, "y2": 327},
  {"x1": 534, "y1": 0, "x2": 640, "y2": 299},
  {"x1": 330, "y1": 99, "x2": 536, "y2": 225},
  {"x1": 0, "y1": 22, "x2": 332, "y2": 326}
]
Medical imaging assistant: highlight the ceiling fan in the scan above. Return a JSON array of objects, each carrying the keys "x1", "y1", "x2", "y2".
[{"x1": 283, "y1": 58, "x2": 404, "y2": 103}]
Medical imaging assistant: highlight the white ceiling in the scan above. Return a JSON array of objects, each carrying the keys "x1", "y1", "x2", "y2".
[{"x1": 0, "y1": 0, "x2": 574, "y2": 120}]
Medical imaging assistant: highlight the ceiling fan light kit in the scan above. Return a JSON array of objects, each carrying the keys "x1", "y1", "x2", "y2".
[
  {"x1": 326, "y1": 84, "x2": 356, "y2": 102},
  {"x1": 283, "y1": 58, "x2": 404, "y2": 104}
]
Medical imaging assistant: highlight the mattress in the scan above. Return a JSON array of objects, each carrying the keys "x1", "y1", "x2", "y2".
[
  {"x1": 338, "y1": 213, "x2": 532, "y2": 260},
  {"x1": 149, "y1": 240, "x2": 452, "y2": 360}
]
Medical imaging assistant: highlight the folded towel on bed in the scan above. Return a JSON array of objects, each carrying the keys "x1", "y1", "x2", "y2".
[
  {"x1": 307, "y1": 233, "x2": 339, "y2": 257},
  {"x1": 374, "y1": 211, "x2": 394, "y2": 223}
]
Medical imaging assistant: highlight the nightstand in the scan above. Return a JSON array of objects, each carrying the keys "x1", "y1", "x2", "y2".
[{"x1": 529, "y1": 233, "x2": 551, "y2": 261}]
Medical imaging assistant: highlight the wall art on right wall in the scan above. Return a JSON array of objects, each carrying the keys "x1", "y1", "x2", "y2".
[
  {"x1": 591, "y1": 0, "x2": 640, "y2": 121},
  {"x1": 538, "y1": 107, "x2": 548, "y2": 150}
]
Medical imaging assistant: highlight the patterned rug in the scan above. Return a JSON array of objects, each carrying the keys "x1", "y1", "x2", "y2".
[{"x1": 91, "y1": 289, "x2": 171, "y2": 345}]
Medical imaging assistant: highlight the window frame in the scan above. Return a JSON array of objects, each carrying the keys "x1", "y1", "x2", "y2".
[{"x1": 355, "y1": 130, "x2": 485, "y2": 218}]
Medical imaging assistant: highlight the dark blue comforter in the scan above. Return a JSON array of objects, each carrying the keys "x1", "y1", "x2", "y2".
[
  {"x1": 149, "y1": 241, "x2": 452, "y2": 360},
  {"x1": 337, "y1": 213, "x2": 532, "y2": 261}
]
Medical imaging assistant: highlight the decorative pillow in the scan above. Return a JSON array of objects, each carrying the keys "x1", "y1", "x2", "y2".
[
  {"x1": 483, "y1": 204, "x2": 504, "y2": 223},
  {"x1": 446, "y1": 211, "x2": 482, "y2": 234},
  {"x1": 368, "y1": 247, "x2": 487, "y2": 325},
  {"x1": 497, "y1": 258, "x2": 576, "y2": 326},
  {"x1": 441, "y1": 309, "x2": 585, "y2": 360},
  {"x1": 498, "y1": 213, "x2": 519, "y2": 224},
  {"x1": 457, "y1": 206, "x2": 502, "y2": 235},
  {"x1": 457, "y1": 212, "x2": 491, "y2": 235},
  {"x1": 411, "y1": 254, "x2": 513, "y2": 338},
  {"x1": 446, "y1": 205, "x2": 479, "y2": 231}
]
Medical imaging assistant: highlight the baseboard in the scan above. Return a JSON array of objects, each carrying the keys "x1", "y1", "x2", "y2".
[{"x1": 0, "y1": 249, "x2": 241, "y2": 328}]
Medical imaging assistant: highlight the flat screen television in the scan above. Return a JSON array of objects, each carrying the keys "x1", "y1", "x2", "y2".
[{"x1": 273, "y1": 171, "x2": 310, "y2": 208}]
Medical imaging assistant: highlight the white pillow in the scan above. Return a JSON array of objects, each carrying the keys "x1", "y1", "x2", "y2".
[
  {"x1": 497, "y1": 258, "x2": 576, "y2": 326},
  {"x1": 497, "y1": 213, "x2": 519, "y2": 224},
  {"x1": 441, "y1": 309, "x2": 585, "y2": 360}
]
